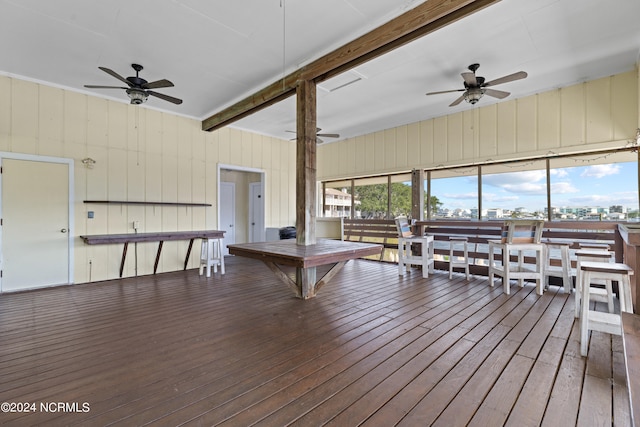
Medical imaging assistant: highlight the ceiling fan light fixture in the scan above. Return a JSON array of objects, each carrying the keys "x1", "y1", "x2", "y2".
[
  {"x1": 126, "y1": 88, "x2": 148, "y2": 105},
  {"x1": 465, "y1": 88, "x2": 484, "y2": 104}
]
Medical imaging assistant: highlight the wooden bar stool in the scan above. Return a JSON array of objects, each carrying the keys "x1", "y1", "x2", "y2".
[
  {"x1": 199, "y1": 237, "x2": 225, "y2": 277},
  {"x1": 574, "y1": 249, "x2": 614, "y2": 319},
  {"x1": 449, "y1": 236, "x2": 470, "y2": 280},
  {"x1": 542, "y1": 240, "x2": 572, "y2": 293},
  {"x1": 579, "y1": 261, "x2": 633, "y2": 357}
]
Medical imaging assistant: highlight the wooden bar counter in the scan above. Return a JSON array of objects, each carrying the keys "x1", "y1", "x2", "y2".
[
  {"x1": 228, "y1": 239, "x2": 382, "y2": 299},
  {"x1": 80, "y1": 230, "x2": 225, "y2": 277}
]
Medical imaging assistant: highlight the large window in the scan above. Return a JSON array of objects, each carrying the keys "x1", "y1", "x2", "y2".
[
  {"x1": 323, "y1": 180, "x2": 352, "y2": 218},
  {"x1": 322, "y1": 148, "x2": 639, "y2": 222},
  {"x1": 429, "y1": 167, "x2": 479, "y2": 219},
  {"x1": 390, "y1": 173, "x2": 412, "y2": 218},
  {"x1": 352, "y1": 177, "x2": 388, "y2": 219},
  {"x1": 550, "y1": 151, "x2": 639, "y2": 220},
  {"x1": 481, "y1": 160, "x2": 548, "y2": 220}
]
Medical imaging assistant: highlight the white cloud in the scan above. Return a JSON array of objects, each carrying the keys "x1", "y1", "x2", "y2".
[
  {"x1": 550, "y1": 181, "x2": 579, "y2": 194},
  {"x1": 444, "y1": 192, "x2": 476, "y2": 200},
  {"x1": 580, "y1": 164, "x2": 621, "y2": 178}
]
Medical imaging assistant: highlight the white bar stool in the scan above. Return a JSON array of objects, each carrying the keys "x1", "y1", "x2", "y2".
[
  {"x1": 199, "y1": 237, "x2": 225, "y2": 277},
  {"x1": 449, "y1": 236, "x2": 470, "y2": 280},
  {"x1": 488, "y1": 220, "x2": 545, "y2": 295},
  {"x1": 579, "y1": 261, "x2": 633, "y2": 357},
  {"x1": 574, "y1": 249, "x2": 614, "y2": 319},
  {"x1": 395, "y1": 216, "x2": 434, "y2": 278},
  {"x1": 542, "y1": 240, "x2": 572, "y2": 293}
]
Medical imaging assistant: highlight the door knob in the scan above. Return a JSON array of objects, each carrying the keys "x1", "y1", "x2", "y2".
[{"x1": 60, "y1": 228, "x2": 68, "y2": 233}]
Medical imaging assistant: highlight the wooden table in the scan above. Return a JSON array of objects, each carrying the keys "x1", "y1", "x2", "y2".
[
  {"x1": 227, "y1": 239, "x2": 382, "y2": 299},
  {"x1": 80, "y1": 230, "x2": 225, "y2": 277}
]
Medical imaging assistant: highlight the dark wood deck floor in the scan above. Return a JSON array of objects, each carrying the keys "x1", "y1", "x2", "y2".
[{"x1": 0, "y1": 257, "x2": 632, "y2": 426}]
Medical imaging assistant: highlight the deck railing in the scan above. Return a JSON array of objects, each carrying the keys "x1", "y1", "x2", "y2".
[{"x1": 343, "y1": 218, "x2": 624, "y2": 276}]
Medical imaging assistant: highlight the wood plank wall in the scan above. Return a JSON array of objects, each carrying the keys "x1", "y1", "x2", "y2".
[
  {"x1": 318, "y1": 70, "x2": 638, "y2": 180},
  {"x1": 0, "y1": 75, "x2": 297, "y2": 283}
]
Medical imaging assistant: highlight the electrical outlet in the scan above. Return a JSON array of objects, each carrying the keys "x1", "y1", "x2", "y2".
[{"x1": 133, "y1": 221, "x2": 140, "y2": 230}]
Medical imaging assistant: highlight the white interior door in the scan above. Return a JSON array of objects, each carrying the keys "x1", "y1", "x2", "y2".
[
  {"x1": 220, "y1": 182, "x2": 236, "y2": 255},
  {"x1": 2, "y1": 158, "x2": 70, "y2": 292},
  {"x1": 249, "y1": 182, "x2": 265, "y2": 242}
]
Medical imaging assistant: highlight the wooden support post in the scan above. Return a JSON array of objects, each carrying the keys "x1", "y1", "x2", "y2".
[
  {"x1": 412, "y1": 169, "x2": 425, "y2": 236},
  {"x1": 296, "y1": 79, "x2": 317, "y2": 246},
  {"x1": 296, "y1": 79, "x2": 317, "y2": 294}
]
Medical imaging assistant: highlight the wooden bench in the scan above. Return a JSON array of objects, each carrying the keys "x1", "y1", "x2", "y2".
[{"x1": 343, "y1": 219, "x2": 398, "y2": 261}]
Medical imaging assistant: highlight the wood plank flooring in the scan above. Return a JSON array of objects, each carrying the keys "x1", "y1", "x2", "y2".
[{"x1": 0, "y1": 257, "x2": 631, "y2": 426}]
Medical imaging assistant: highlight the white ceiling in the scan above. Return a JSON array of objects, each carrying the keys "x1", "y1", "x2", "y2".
[{"x1": 1, "y1": 0, "x2": 639, "y2": 143}]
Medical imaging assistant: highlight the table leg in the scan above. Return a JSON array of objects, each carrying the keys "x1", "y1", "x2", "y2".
[
  {"x1": 184, "y1": 238, "x2": 195, "y2": 270},
  {"x1": 119, "y1": 242, "x2": 129, "y2": 278},
  {"x1": 298, "y1": 267, "x2": 317, "y2": 299},
  {"x1": 154, "y1": 241, "x2": 164, "y2": 274}
]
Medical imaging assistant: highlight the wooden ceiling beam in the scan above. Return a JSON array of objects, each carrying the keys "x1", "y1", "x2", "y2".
[{"x1": 201, "y1": 0, "x2": 500, "y2": 132}]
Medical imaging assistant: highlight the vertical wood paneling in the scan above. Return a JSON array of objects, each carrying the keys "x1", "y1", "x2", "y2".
[
  {"x1": 251, "y1": 133, "x2": 263, "y2": 168},
  {"x1": 317, "y1": 70, "x2": 638, "y2": 181},
  {"x1": 87, "y1": 96, "x2": 109, "y2": 148},
  {"x1": 374, "y1": 131, "x2": 385, "y2": 171},
  {"x1": 108, "y1": 148, "x2": 127, "y2": 200},
  {"x1": 177, "y1": 157, "x2": 192, "y2": 203},
  {"x1": 365, "y1": 134, "x2": 375, "y2": 171},
  {"x1": 229, "y1": 128, "x2": 242, "y2": 165},
  {"x1": 384, "y1": 128, "x2": 397, "y2": 170},
  {"x1": 497, "y1": 100, "x2": 516, "y2": 155},
  {"x1": 354, "y1": 135, "x2": 365, "y2": 173},
  {"x1": 478, "y1": 106, "x2": 497, "y2": 157},
  {"x1": 0, "y1": 76, "x2": 11, "y2": 151},
  {"x1": 241, "y1": 131, "x2": 252, "y2": 166},
  {"x1": 433, "y1": 116, "x2": 447, "y2": 164},
  {"x1": 538, "y1": 90, "x2": 561, "y2": 150},
  {"x1": 38, "y1": 86, "x2": 64, "y2": 155},
  {"x1": 217, "y1": 128, "x2": 230, "y2": 164},
  {"x1": 447, "y1": 113, "x2": 463, "y2": 162},
  {"x1": 1, "y1": 75, "x2": 297, "y2": 283},
  {"x1": 407, "y1": 122, "x2": 421, "y2": 169},
  {"x1": 108, "y1": 102, "x2": 127, "y2": 150},
  {"x1": 11, "y1": 79, "x2": 38, "y2": 153},
  {"x1": 346, "y1": 135, "x2": 356, "y2": 172},
  {"x1": 560, "y1": 84, "x2": 585, "y2": 147},
  {"x1": 337, "y1": 140, "x2": 348, "y2": 176},
  {"x1": 63, "y1": 91, "x2": 87, "y2": 146},
  {"x1": 420, "y1": 119, "x2": 434, "y2": 165},
  {"x1": 586, "y1": 77, "x2": 613, "y2": 143},
  {"x1": 516, "y1": 96, "x2": 537, "y2": 154},
  {"x1": 611, "y1": 71, "x2": 638, "y2": 141},
  {"x1": 462, "y1": 109, "x2": 475, "y2": 159},
  {"x1": 396, "y1": 126, "x2": 408, "y2": 169}
]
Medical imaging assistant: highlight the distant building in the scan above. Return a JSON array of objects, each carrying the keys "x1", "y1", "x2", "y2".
[{"x1": 324, "y1": 188, "x2": 353, "y2": 217}]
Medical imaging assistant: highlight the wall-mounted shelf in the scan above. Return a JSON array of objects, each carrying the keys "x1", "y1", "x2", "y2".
[{"x1": 84, "y1": 200, "x2": 211, "y2": 207}]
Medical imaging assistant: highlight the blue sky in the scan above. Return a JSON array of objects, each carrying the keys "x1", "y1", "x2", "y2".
[{"x1": 429, "y1": 161, "x2": 639, "y2": 213}]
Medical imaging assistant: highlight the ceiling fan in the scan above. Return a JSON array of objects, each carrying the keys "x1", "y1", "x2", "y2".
[
  {"x1": 84, "y1": 64, "x2": 182, "y2": 105},
  {"x1": 286, "y1": 128, "x2": 340, "y2": 144},
  {"x1": 426, "y1": 63, "x2": 527, "y2": 107}
]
